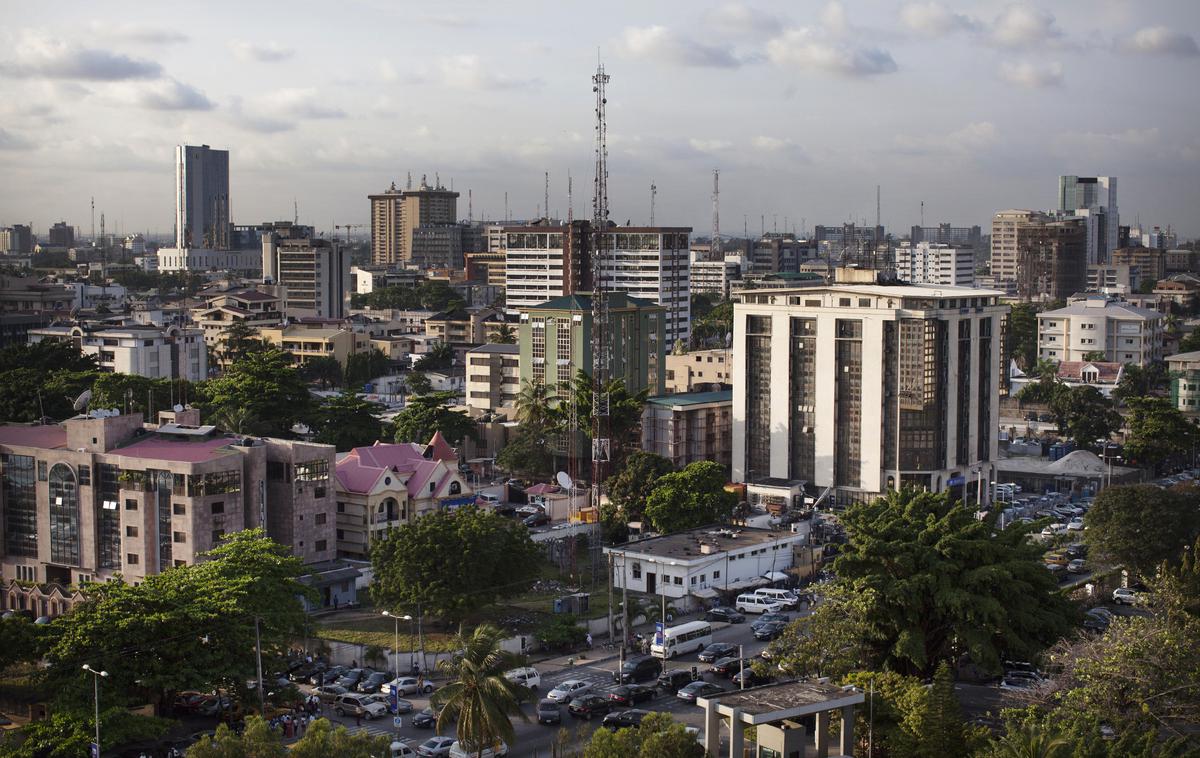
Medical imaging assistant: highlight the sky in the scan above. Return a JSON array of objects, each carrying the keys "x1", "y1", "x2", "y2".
[{"x1": 1, "y1": 0, "x2": 1198, "y2": 241}]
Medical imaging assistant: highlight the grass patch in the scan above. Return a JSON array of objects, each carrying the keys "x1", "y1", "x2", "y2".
[{"x1": 312, "y1": 616, "x2": 456, "y2": 653}]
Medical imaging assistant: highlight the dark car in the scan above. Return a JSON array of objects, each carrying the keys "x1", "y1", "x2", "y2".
[
  {"x1": 613, "y1": 655, "x2": 663, "y2": 684},
  {"x1": 711, "y1": 657, "x2": 749, "y2": 678},
  {"x1": 172, "y1": 692, "x2": 207, "y2": 715},
  {"x1": 698, "y1": 642, "x2": 737, "y2": 663},
  {"x1": 1038, "y1": 413, "x2": 1053, "y2": 423},
  {"x1": 602, "y1": 709, "x2": 652, "y2": 730},
  {"x1": 1065, "y1": 543, "x2": 1088, "y2": 559},
  {"x1": 313, "y1": 665, "x2": 348, "y2": 685},
  {"x1": 677, "y1": 681, "x2": 724, "y2": 702},
  {"x1": 751, "y1": 613, "x2": 791, "y2": 631},
  {"x1": 523, "y1": 512, "x2": 550, "y2": 528},
  {"x1": 336, "y1": 668, "x2": 366, "y2": 688},
  {"x1": 754, "y1": 621, "x2": 788, "y2": 641},
  {"x1": 731, "y1": 667, "x2": 771, "y2": 688},
  {"x1": 413, "y1": 707, "x2": 438, "y2": 728},
  {"x1": 658, "y1": 668, "x2": 697, "y2": 692},
  {"x1": 290, "y1": 661, "x2": 327, "y2": 682},
  {"x1": 536, "y1": 698, "x2": 561, "y2": 725},
  {"x1": 568, "y1": 694, "x2": 613, "y2": 720},
  {"x1": 358, "y1": 671, "x2": 392, "y2": 694},
  {"x1": 608, "y1": 684, "x2": 655, "y2": 707},
  {"x1": 705, "y1": 607, "x2": 746, "y2": 624}
]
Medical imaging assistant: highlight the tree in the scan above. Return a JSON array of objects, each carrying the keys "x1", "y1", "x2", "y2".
[
  {"x1": 1123, "y1": 398, "x2": 1200, "y2": 473},
  {"x1": 431, "y1": 624, "x2": 529, "y2": 756},
  {"x1": 344, "y1": 348, "x2": 390, "y2": 388},
  {"x1": 199, "y1": 347, "x2": 314, "y2": 437},
  {"x1": 90, "y1": 373, "x2": 193, "y2": 419},
  {"x1": 186, "y1": 716, "x2": 286, "y2": 758},
  {"x1": 12, "y1": 708, "x2": 171, "y2": 758},
  {"x1": 534, "y1": 613, "x2": 588, "y2": 651},
  {"x1": 1016, "y1": 360, "x2": 1065, "y2": 407},
  {"x1": 415, "y1": 342, "x2": 455, "y2": 371},
  {"x1": 0, "y1": 341, "x2": 99, "y2": 421},
  {"x1": 312, "y1": 391, "x2": 384, "y2": 451},
  {"x1": 832, "y1": 489, "x2": 1074, "y2": 677},
  {"x1": 980, "y1": 720, "x2": 1072, "y2": 758},
  {"x1": 603, "y1": 452, "x2": 675, "y2": 542},
  {"x1": 1180, "y1": 326, "x2": 1200, "y2": 354},
  {"x1": 553, "y1": 370, "x2": 648, "y2": 467},
  {"x1": 299, "y1": 355, "x2": 343, "y2": 390},
  {"x1": 1112, "y1": 361, "x2": 1169, "y2": 403},
  {"x1": 390, "y1": 391, "x2": 478, "y2": 446},
  {"x1": 1048, "y1": 385, "x2": 1122, "y2": 449},
  {"x1": 209, "y1": 404, "x2": 259, "y2": 435},
  {"x1": 894, "y1": 661, "x2": 984, "y2": 757},
  {"x1": 768, "y1": 584, "x2": 875, "y2": 680},
  {"x1": 643, "y1": 461, "x2": 736, "y2": 534},
  {"x1": 1081, "y1": 350, "x2": 1108, "y2": 362},
  {"x1": 0, "y1": 615, "x2": 43, "y2": 671},
  {"x1": 288, "y1": 717, "x2": 393, "y2": 758},
  {"x1": 584, "y1": 711, "x2": 704, "y2": 758},
  {"x1": 218, "y1": 320, "x2": 269, "y2": 365},
  {"x1": 490, "y1": 323, "x2": 517, "y2": 344},
  {"x1": 1083, "y1": 484, "x2": 1200, "y2": 578},
  {"x1": 406, "y1": 371, "x2": 432, "y2": 396},
  {"x1": 1007, "y1": 304, "x2": 1039, "y2": 370},
  {"x1": 497, "y1": 379, "x2": 558, "y2": 481},
  {"x1": 370, "y1": 507, "x2": 542, "y2": 623}
]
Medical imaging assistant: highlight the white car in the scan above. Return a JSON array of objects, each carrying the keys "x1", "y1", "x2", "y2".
[
  {"x1": 383, "y1": 676, "x2": 435, "y2": 696},
  {"x1": 417, "y1": 736, "x2": 456, "y2": 758},
  {"x1": 503, "y1": 666, "x2": 541, "y2": 691},
  {"x1": 547, "y1": 679, "x2": 592, "y2": 703},
  {"x1": 1112, "y1": 588, "x2": 1142, "y2": 605},
  {"x1": 1067, "y1": 518, "x2": 1084, "y2": 531},
  {"x1": 449, "y1": 740, "x2": 507, "y2": 758},
  {"x1": 391, "y1": 741, "x2": 418, "y2": 758}
]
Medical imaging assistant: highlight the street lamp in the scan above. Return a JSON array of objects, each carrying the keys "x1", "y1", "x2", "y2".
[
  {"x1": 382, "y1": 611, "x2": 413, "y2": 676},
  {"x1": 82, "y1": 664, "x2": 108, "y2": 754}
]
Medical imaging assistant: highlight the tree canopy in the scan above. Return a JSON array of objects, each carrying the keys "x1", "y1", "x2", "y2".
[
  {"x1": 187, "y1": 716, "x2": 391, "y2": 758},
  {"x1": 497, "y1": 379, "x2": 558, "y2": 482},
  {"x1": 431, "y1": 624, "x2": 529, "y2": 754},
  {"x1": 1122, "y1": 397, "x2": 1200, "y2": 473},
  {"x1": 311, "y1": 391, "x2": 384, "y2": 451},
  {"x1": 1112, "y1": 361, "x2": 1170, "y2": 403},
  {"x1": 90, "y1": 373, "x2": 194, "y2": 419},
  {"x1": 390, "y1": 391, "x2": 477, "y2": 446},
  {"x1": 405, "y1": 371, "x2": 432, "y2": 396},
  {"x1": 414, "y1": 342, "x2": 455, "y2": 371},
  {"x1": 643, "y1": 461, "x2": 735, "y2": 534},
  {"x1": 603, "y1": 452, "x2": 675, "y2": 542},
  {"x1": 1007, "y1": 304, "x2": 1039, "y2": 370},
  {"x1": 370, "y1": 506, "x2": 542, "y2": 623},
  {"x1": 553, "y1": 370, "x2": 648, "y2": 467},
  {"x1": 343, "y1": 348, "x2": 390, "y2": 388},
  {"x1": 583, "y1": 711, "x2": 704, "y2": 758},
  {"x1": 1048, "y1": 385, "x2": 1122, "y2": 449},
  {"x1": 1083, "y1": 484, "x2": 1200, "y2": 578},
  {"x1": 198, "y1": 347, "x2": 314, "y2": 437},
  {"x1": 299, "y1": 354, "x2": 343, "y2": 390},
  {"x1": 0, "y1": 341, "x2": 99, "y2": 421},
  {"x1": 350, "y1": 280, "x2": 464, "y2": 311}
]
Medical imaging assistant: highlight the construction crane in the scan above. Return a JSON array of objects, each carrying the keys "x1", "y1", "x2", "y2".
[{"x1": 335, "y1": 224, "x2": 365, "y2": 244}]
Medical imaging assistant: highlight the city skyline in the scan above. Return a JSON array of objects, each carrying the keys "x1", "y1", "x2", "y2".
[{"x1": 1, "y1": 0, "x2": 1199, "y2": 238}]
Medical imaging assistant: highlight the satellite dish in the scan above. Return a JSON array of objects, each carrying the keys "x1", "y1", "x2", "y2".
[
  {"x1": 556, "y1": 471, "x2": 573, "y2": 490},
  {"x1": 72, "y1": 390, "x2": 92, "y2": 412},
  {"x1": 173, "y1": 404, "x2": 184, "y2": 413}
]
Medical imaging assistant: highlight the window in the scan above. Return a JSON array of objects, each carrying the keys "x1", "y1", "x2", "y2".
[
  {"x1": 174, "y1": 560, "x2": 187, "y2": 567},
  {"x1": 173, "y1": 503, "x2": 186, "y2": 515},
  {"x1": 188, "y1": 470, "x2": 240, "y2": 496},
  {"x1": 315, "y1": 540, "x2": 327, "y2": 552},
  {"x1": 337, "y1": 502, "x2": 346, "y2": 513},
  {"x1": 295, "y1": 460, "x2": 329, "y2": 482},
  {"x1": 173, "y1": 531, "x2": 186, "y2": 543},
  {"x1": 37, "y1": 461, "x2": 47, "y2": 481},
  {"x1": 78, "y1": 464, "x2": 91, "y2": 486},
  {"x1": 449, "y1": 481, "x2": 461, "y2": 495},
  {"x1": 126, "y1": 553, "x2": 139, "y2": 565},
  {"x1": 315, "y1": 513, "x2": 327, "y2": 525},
  {"x1": 336, "y1": 529, "x2": 345, "y2": 540},
  {"x1": 211, "y1": 501, "x2": 224, "y2": 515},
  {"x1": 126, "y1": 526, "x2": 139, "y2": 537},
  {"x1": 632, "y1": 562, "x2": 642, "y2": 580},
  {"x1": 713, "y1": 570, "x2": 720, "y2": 579},
  {"x1": 211, "y1": 529, "x2": 225, "y2": 543},
  {"x1": 839, "y1": 298, "x2": 851, "y2": 307},
  {"x1": 674, "y1": 576, "x2": 683, "y2": 585},
  {"x1": 125, "y1": 498, "x2": 138, "y2": 510}
]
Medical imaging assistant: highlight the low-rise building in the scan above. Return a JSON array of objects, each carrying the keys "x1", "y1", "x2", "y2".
[
  {"x1": 1037, "y1": 296, "x2": 1164, "y2": 366},
  {"x1": 29, "y1": 323, "x2": 207, "y2": 381},
  {"x1": 1087, "y1": 264, "x2": 1140, "y2": 295},
  {"x1": 192, "y1": 287, "x2": 284, "y2": 349},
  {"x1": 424, "y1": 307, "x2": 504, "y2": 345},
  {"x1": 1112, "y1": 247, "x2": 1166, "y2": 282},
  {"x1": 1168, "y1": 350, "x2": 1200, "y2": 414},
  {"x1": 641, "y1": 390, "x2": 733, "y2": 470},
  {"x1": 260, "y1": 323, "x2": 371, "y2": 369},
  {"x1": 156, "y1": 247, "x2": 261, "y2": 275},
  {"x1": 465, "y1": 344, "x2": 520, "y2": 410},
  {"x1": 665, "y1": 348, "x2": 732, "y2": 394},
  {"x1": 1154, "y1": 274, "x2": 1200, "y2": 311}
]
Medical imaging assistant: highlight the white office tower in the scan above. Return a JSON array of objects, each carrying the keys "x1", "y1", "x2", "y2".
[
  {"x1": 732, "y1": 282, "x2": 1008, "y2": 507},
  {"x1": 1058, "y1": 176, "x2": 1118, "y2": 265},
  {"x1": 895, "y1": 242, "x2": 975, "y2": 287}
]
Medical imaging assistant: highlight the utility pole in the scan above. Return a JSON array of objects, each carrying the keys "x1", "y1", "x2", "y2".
[
  {"x1": 606, "y1": 551, "x2": 615, "y2": 643},
  {"x1": 545, "y1": 171, "x2": 550, "y2": 222},
  {"x1": 254, "y1": 616, "x2": 265, "y2": 714},
  {"x1": 650, "y1": 182, "x2": 656, "y2": 226},
  {"x1": 711, "y1": 169, "x2": 720, "y2": 258}
]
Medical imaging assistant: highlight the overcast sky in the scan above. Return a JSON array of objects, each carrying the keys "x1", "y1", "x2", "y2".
[{"x1": 1, "y1": 0, "x2": 1197, "y2": 240}]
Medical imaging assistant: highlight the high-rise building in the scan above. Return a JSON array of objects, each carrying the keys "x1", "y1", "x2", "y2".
[
  {"x1": 262, "y1": 227, "x2": 348, "y2": 319},
  {"x1": 895, "y1": 242, "x2": 975, "y2": 287},
  {"x1": 503, "y1": 221, "x2": 592, "y2": 310},
  {"x1": 1058, "y1": 176, "x2": 1118, "y2": 264},
  {"x1": 0, "y1": 225, "x2": 33, "y2": 255},
  {"x1": 368, "y1": 177, "x2": 459, "y2": 266},
  {"x1": 48, "y1": 222, "x2": 74, "y2": 248},
  {"x1": 175, "y1": 144, "x2": 230, "y2": 250},
  {"x1": 597, "y1": 227, "x2": 692, "y2": 346},
  {"x1": 991, "y1": 211, "x2": 1087, "y2": 301},
  {"x1": 732, "y1": 282, "x2": 1007, "y2": 507},
  {"x1": 910, "y1": 223, "x2": 983, "y2": 248}
]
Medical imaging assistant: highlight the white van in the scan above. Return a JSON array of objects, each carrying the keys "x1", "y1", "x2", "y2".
[
  {"x1": 735, "y1": 593, "x2": 784, "y2": 614},
  {"x1": 503, "y1": 666, "x2": 541, "y2": 690},
  {"x1": 754, "y1": 588, "x2": 799, "y2": 609}
]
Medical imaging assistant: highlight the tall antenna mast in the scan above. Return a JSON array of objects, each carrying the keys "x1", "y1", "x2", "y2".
[
  {"x1": 568, "y1": 172, "x2": 573, "y2": 220},
  {"x1": 712, "y1": 169, "x2": 720, "y2": 258},
  {"x1": 590, "y1": 60, "x2": 612, "y2": 521},
  {"x1": 468, "y1": 189, "x2": 473, "y2": 223},
  {"x1": 91, "y1": 197, "x2": 95, "y2": 245},
  {"x1": 650, "y1": 182, "x2": 657, "y2": 226},
  {"x1": 544, "y1": 171, "x2": 550, "y2": 222},
  {"x1": 920, "y1": 200, "x2": 924, "y2": 228},
  {"x1": 505, "y1": 192, "x2": 509, "y2": 223},
  {"x1": 294, "y1": 198, "x2": 298, "y2": 225}
]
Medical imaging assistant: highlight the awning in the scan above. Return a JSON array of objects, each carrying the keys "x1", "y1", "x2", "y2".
[
  {"x1": 691, "y1": 587, "x2": 719, "y2": 599},
  {"x1": 762, "y1": 571, "x2": 789, "y2": 583},
  {"x1": 724, "y1": 577, "x2": 771, "y2": 592}
]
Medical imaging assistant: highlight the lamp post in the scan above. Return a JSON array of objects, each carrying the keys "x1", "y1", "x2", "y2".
[
  {"x1": 82, "y1": 664, "x2": 108, "y2": 754},
  {"x1": 382, "y1": 611, "x2": 414, "y2": 675},
  {"x1": 403, "y1": 614, "x2": 414, "y2": 670}
]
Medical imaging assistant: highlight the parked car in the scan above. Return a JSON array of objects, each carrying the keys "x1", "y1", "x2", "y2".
[
  {"x1": 1067, "y1": 559, "x2": 1087, "y2": 574},
  {"x1": 677, "y1": 681, "x2": 725, "y2": 702},
  {"x1": 1112, "y1": 588, "x2": 1143, "y2": 606},
  {"x1": 608, "y1": 684, "x2": 655, "y2": 707},
  {"x1": 359, "y1": 671, "x2": 393, "y2": 694},
  {"x1": 1082, "y1": 614, "x2": 1109, "y2": 632},
  {"x1": 449, "y1": 740, "x2": 507, "y2": 758},
  {"x1": 333, "y1": 693, "x2": 388, "y2": 719},
  {"x1": 548, "y1": 679, "x2": 593, "y2": 703},
  {"x1": 1065, "y1": 543, "x2": 1088, "y2": 558},
  {"x1": 417, "y1": 736, "x2": 456, "y2": 758},
  {"x1": 735, "y1": 594, "x2": 784, "y2": 615},
  {"x1": 390, "y1": 740, "x2": 418, "y2": 758},
  {"x1": 658, "y1": 669, "x2": 698, "y2": 691},
  {"x1": 750, "y1": 613, "x2": 791, "y2": 631},
  {"x1": 1067, "y1": 518, "x2": 1085, "y2": 531},
  {"x1": 523, "y1": 512, "x2": 550, "y2": 528},
  {"x1": 753, "y1": 588, "x2": 800, "y2": 609},
  {"x1": 383, "y1": 676, "x2": 435, "y2": 696},
  {"x1": 290, "y1": 661, "x2": 327, "y2": 682},
  {"x1": 1000, "y1": 671, "x2": 1045, "y2": 690},
  {"x1": 313, "y1": 665, "x2": 348, "y2": 685},
  {"x1": 568, "y1": 694, "x2": 613, "y2": 720},
  {"x1": 536, "y1": 698, "x2": 561, "y2": 725},
  {"x1": 613, "y1": 655, "x2": 662, "y2": 684},
  {"x1": 503, "y1": 666, "x2": 541, "y2": 691},
  {"x1": 1038, "y1": 413, "x2": 1053, "y2": 423},
  {"x1": 705, "y1": 607, "x2": 746, "y2": 624},
  {"x1": 754, "y1": 621, "x2": 788, "y2": 641},
  {"x1": 336, "y1": 668, "x2": 366, "y2": 689},
  {"x1": 710, "y1": 657, "x2": 749, "y2": 678},
  {"x1": 731, "y1": 667, "x2": 771, "y2": 688},
  {"x1": 172, "y1": 692, "x2": 207, "y2": 715},
  {"x1": 698, "y1": 642, "x2": 737, "y2": 663},
  {"x1": 314, "y1": 684, "x2": 348, "y2": 703},
  {"x1": 602, "y1": 709, "x2": 651, "y2": 730}
]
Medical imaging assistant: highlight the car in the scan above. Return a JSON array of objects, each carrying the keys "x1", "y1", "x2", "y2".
[
  {"x1": 413, "y1": 707, "x2": 439, "y2": 729},
  {"x1": 172, "y1": 692, "x2": 207, "y2": 715},
  {"x1": 1000, "y1": 671, "x2": 1045, "y2": 690},
  {"x1": 390, "y1": 740, "x2": 418, "y2": 758},
  {"x1": 536, "y1": 698, "x2": 561, "y2": 725},
  {"x1": 698, "y1": 642, "x2": 737, "y2": 663},
  {"x1": 333, "y1": 693, "x2": 388, "y2": 720},
  {"x1": 1065, "y1": 543, "x2": 1088, "y2": 559},
  {"x1": 1045, "y1": 563, "x2": 1066, "y2": 578},
  {"x1": 1087, "y1": 607, "x2": 1115, "y2": 623},
  {"x1": 1112, "y1": 588, "x2": 1143, "y2": 605},
  {"x1": 1038, "y1": 413, "x2": 1053, "y2": 423},
  {"x1": 313, "y1": 684, "x2": 349, "y2": 703},
  {"x1": 735, "y1": 593, "x2": 784, "y2": 615},
  {"x1": 677, "y1": 681, "x2": 725, "y2": 702},
  {"x1": 731, "y1": 667, "x2": 771, "y2": 688},
  {"x1": 754, "y1": 588, "x2": 800, "y2": 609},
  {"x1": 313, "y1": 665, "x2": 348, "y2": 685},
  {"x1": 359, "y1": 671, "x2": 393, "y2": 694},
  {"x1": 613, "y1": 655, "x2": 662, "y2": 683},
  {"x1": 1082, "y1": 615, "x2": 1109, "y2": 632},
  {"x1": 290, "y1": 661, "x2": 327, "y2": 682},
  {"x1": 658, "y1": 669, "x2": 697, "y2": 691},
  {"x1": 503, "y1": 666, "x2": 541, "y2": 691},
  {"x1": 383, "y1": 676, "x2": 435, "y2": 696},
  {"x1": 196, "y1": 695, "x2": 233, "y2": 717},
  {"x1": 547, "y1": 679, "x2": 593, "y2": 703},
  {"x1": 608, "y1": 684, "x2": 655, "y2": 706},
  {"x1": 523, "y1": 512, "x2": 550, "y2": 528},
  {"x1": 710, "y1": 657, "x2": 749, "y2": 678},
  {"x1": 449, "y1": 740, "x2": 507, "y2": 758},
  {"x1": 1067, "y1": 559, "x2": 1087, "y2": 573},
  {"x1": 417, "y1": 736, "x2": 456, "y2": 758},
  {"x1": 1043, "y1": 552, "x2": 1069, "y2": 566},
  {"x1": 1067, "y1": 518, "x2": 1085, "y2": 531},
  {"x1": 1025, "y1": 411, "x2": 1038, "y2": 421},
  {"x1": 602, "y1": 709, "x2": 652, "y2": 730},
  {"x1": 368, "y1": 694, "x2": 415, "y2": 713},
  {"x1": 336, "y1": 668, "x2": 366, "y2": 688},
  {"x1": 568, "y1": 694, "x2": 613, "y2": 720},
  {"x1": 754, "y1": 621, "x2": 788, "y2": 641},
  {"x1": 705, "y1": 607, "x2": 746, "y2": 624},
  {"x1": 750, "y1": 613, "x2": 791, "y2": 631}
]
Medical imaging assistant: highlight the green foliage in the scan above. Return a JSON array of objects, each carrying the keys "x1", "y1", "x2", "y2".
[
  {"x1": 0, "y1": 615, "x2": 44, "y2": 671},
  {"x1": 490, "y1": 323, "x2": 517, "y2": 344},
  {"x1": 350, "y1": 280, "x2": 464, "y2": 311},
  {"x1": 1112, "y1": 362, "x2": 1170, "y2": 403},
  {"x1": 186, "y1": 715, "x2": 286, "y2": 757},
  {"x1": 1084, "y1": 484, "x2": 1200, "y2": 579},
  {"x1": 199, "y1": 347, "x2": 314, "y2": 437},
  {"x1": 431, "y1": 624, "x2": 529, "y2": 753},
  {"x1": 13, "y1": 708, "x2": 171, "y2": 758},
  {"x1": 841, "y1": 671, "x2": 927, "y2": 755},
  {"x1": 370, "y1": 506, "x2": 542, "y2": 623},
  {"x1": 1123, "y1": 398, "x2": 1200, "y2": 473},
  {"x1": 553, "y1": 370, "x2": 648, "y2": 467},
  {"x1": 1008, "y1": 304, "x2": 1039, "y2": 370},
  {"x1": 643, "y1": 461, "x2": 735, "y2": 534},
  {"x1": 405, "y1": 371, "x2": 432, "y2": 396},
  {"x1": 0, "y1": 341, "x2": 100, "y2": 421},
  {"x1": 1081, "y1": 351, "x2": 1108, "y2": 362},
  {"x1": 498, "y1": 379, "x2": 558, "y2": 481},
  {"x1": 583, "y1": 711, "x2": 704, "y2": 758},
  {"x1": 312, "y1": 391, "x2": 384, "y2": 451},
  {"x1": 535, "y1": 613, "x2": 588, "y2": 650},
  {"x1": 43, "y1": 530, "x2": 312, "y2": 712},
  {"x1": 768, "y1": 583, "x2": 874, "y2": 680},
  {"x1": 1180, "y1": 326, "x2": 1200, "y2": 354},
  {"x1": 91, "y1": 373, "x2": 193, "y2": 419},
  {"x1": 414, "y1": 342, "x2": 455, "y2": 371},
  {"x1": 110, "y1": 269, "x2": 206, "y2": 294},
  {"x1": 1048, "y1": 386, "x2": 1122, "y2": 449},
  {"x1": 299, "y1": 355, "x2": 344, "y2": 390},
  {"x1": 390, "y1": 391, "x2": 477, "y2": 446},
  {"x1": 343, "y1": 348, "x2": 390, "y2": 388},
  {"x1": 602, "y1": 452, "x2": 675, "y2": 542},
  {"x1": 899, "y1": 661, "x2": 987, "y2": 757},
  {"x1": 833, "y1": 489, "x2": 1073, "y2": 677},
  {"x1": 288, "y1": 717, "x2": 393, "y2": 758},
  {"x1": 218, "y1": 320, "x2": 270, "y2": 366}
]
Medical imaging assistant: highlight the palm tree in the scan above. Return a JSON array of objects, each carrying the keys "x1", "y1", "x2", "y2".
[
  {"x1": 984, "y1": 724, "x2": 1071, "y2": 758},
  {"x1": 210, "y1": 404, "x2": 258, "y2": 435},
  {"x1": 490, "y1": 324, "x2": 517, "y2": 345},
  {"x1": 514, "y1": 378, "x2": 555, "y2": 430},
  {"x1": 432, "y1": 625, "x2": 529, "y2": 757}
]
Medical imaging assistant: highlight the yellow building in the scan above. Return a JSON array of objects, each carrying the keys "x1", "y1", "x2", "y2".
[{"x1": 260, "y1": 323, "x2": 370, "y2": 367}]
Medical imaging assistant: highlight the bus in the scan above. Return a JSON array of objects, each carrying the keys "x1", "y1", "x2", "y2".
[{"x1": 650, "y1": 620, "x2": 713, "y2": 659}]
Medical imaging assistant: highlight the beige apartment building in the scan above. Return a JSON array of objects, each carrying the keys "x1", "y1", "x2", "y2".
[
  {"x1": 1037, "y1": 295, "x2": 1164, "y2": 366},
  {"x1": 665, "y1": 348, "x2": 733, "y2": 393},
  {"x1": 465, "y1": 343, "x2": 520, "y2": 410},
  {"x1": 1111, "y1": 247, "x2": 1165, "y2": 283},
  {"x1": 369, "y1": 178, "x2": 459, "y2": 266},
  {"x1": 260, "y1": 323, "x2": 371, "y2": 368},
  {"x1": 642, "y1": 390, "x2": 733, "y2": 470}
]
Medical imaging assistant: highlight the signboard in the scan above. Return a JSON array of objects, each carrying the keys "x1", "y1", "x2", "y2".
[
  {"x1": 654, "y1": 621, "x2": 664, "y2": 647},
  {"x1": 90, "y1": 744, "x2": 99, "y2": 758},
  {"x1": 389, "y1": 691, "x2": 399, "y2": 713},
  {"x1": 393, "y1": 716, "x2": 404, "y2": 729}
]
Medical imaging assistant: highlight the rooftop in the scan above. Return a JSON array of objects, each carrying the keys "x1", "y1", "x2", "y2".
[
  {"x1": 1041, "y1": 298, "x2": 1161, "y2": 320},
  {"x1": 0, "y1": 424, "x2": 68, "y2": 450},
  {"x1": 647, "y1": 390, "x2": 732, "y2": 408},
  {"x1": 697, "y1": 680, "x2": 864, "y2": 723},
  {"x1": 1167, "y1": 351, "x2": 1200, "y2": 364},
  {"x1": 996, "y1": 450, "x2": 1136, "y2": 478},
  {"x1": 527, "y1": 292, "x2": 662, "y2": 312},
  {"x1": 468, "y1": 343, "x2": 519, "y2": 355},
  {"x1": 114, "y1": 432, "x2": 241, "y2": 464},
  {"x1": 740, "y1": 282, "x2": 1005, "y2": 299},
  {"x1": 605, "y1": 525, "x2": 796, "y2": 562}
]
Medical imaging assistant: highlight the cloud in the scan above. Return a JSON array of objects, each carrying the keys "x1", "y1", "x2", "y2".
[
  {"x1": 262, "y1": 88, "x2": 345, "y2": 119},
  {"x1": 900, "y1": 2, "x2": 979, "y2": 36},
  {"x1": 706, "y1": 4, "x2": 783, "y2": 36},
  {"x1": 619, "y1": 25, "x2": 744, "y2": 68},
  {"x1": 688, "y1": 138, "x2": 733, "y2": 153},
  {"x1": 114, "y1": 78, "x2": 214, "y2": 110},
  {"x1": 767, "y1": 28, "x2": 897, "y2": 76},
  {"x1": 421, "y1": 55, "x2": 540, "y2": 91},
  {"x1": 87, "y1": 22, "x2": 189, "y2": 44},
  {"x1": 417, "y1": 13, "x2": 477, "y2": 29},
  {"x1": 989, "y1": 5, "x2": 1064, "y2": 49},
  {"x1": 0, "y1": 32, "x2": 161, "y2": 80},
  {"x1": 1121, "y1": 26, "x2": 1200, "y2": 57},
  {"x1": 894, "y1": 121, "x2": 998, "y2": 155},
  {"x1": 0, "y1": 128, "x2": 34, "y2": 150},
  {"x1": 1061, "y1": 127, "x2": 1160, "y2": 149},
  {"x1": 998, "y1": 60, "x2": 1064, "y2": 88},
  {"x1": 378, "y1": 60, "x2": 400, "y2": 82},
  {"x1": 750, "y1": 135, "x2": 810, "y2": 162},
  {"x1": 229, "y1": 40, "x2": 294, "y2": 63}
]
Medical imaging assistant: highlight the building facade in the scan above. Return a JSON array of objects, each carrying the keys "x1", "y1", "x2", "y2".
[
  {"x1": 1037, "y1": 296, "x2": 1164, "y2": 365},
  {"x1": 465, "y1": 343, "x2": 520, "y2": 410},
  {"x1": 1167, "y1": 351, "x2": 1200, "y2": 414},
  {"x1": 894, "y1": 242, "x2": 975, "y2": 287},
  {"x1": 1058, "y1": 175, "x2": 1118, "y2": 264},
  {"x1": 503, "y1": 221, "x2": 591, "y2": 311},
  {"x1": 1111, "y1": 247, "x2": 1165, "y2": 282},
  {"x1": 732, "y1": 284, "x2": 1007, "y2": 506},
  {"x1": 175, "y1": 144, "x2": 230, "y2": 250},
  {"x1": 260, "y1": 323, "x2": 371, "y2": 369},
  {"x1": 1086, "y1": 264, "x2": 1141, "y2": 294},
  {"x1": 598, "y1": 228, "x2": 692, "y2": 346},
  {"x1": 263, "y1": 231, "x2": 348, "y2": 319},
  {"x1": 642, "y1": 390, "x2": 733, "y2": 470},
  {"x1": 665, "y1": 348, "x2": 732, "y2": 394},
  {"x1": 368, "y1": 178, "x2": 459, "y2": 266},
  {"x1": 690, "y1": 255, "x2": 743, "y2": 298},
  {"x1": 29, "y1": 323, "x2": 207, "y2": 382}
]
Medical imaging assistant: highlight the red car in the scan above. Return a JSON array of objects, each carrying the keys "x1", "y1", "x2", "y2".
[{"x1": 607, "y1": 684, "x2": 655, "y2": 707}]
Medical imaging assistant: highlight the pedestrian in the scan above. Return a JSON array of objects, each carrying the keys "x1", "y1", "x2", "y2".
[
  {"x1": 355, "y1": 710, "x2": 362, "y2": 727},
  {"x1": 586, "y1": 632, "x2": 593, "y2": 649},
  {"x1": 352, "y1": 659, "x2": 358, "y2": 668}
]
